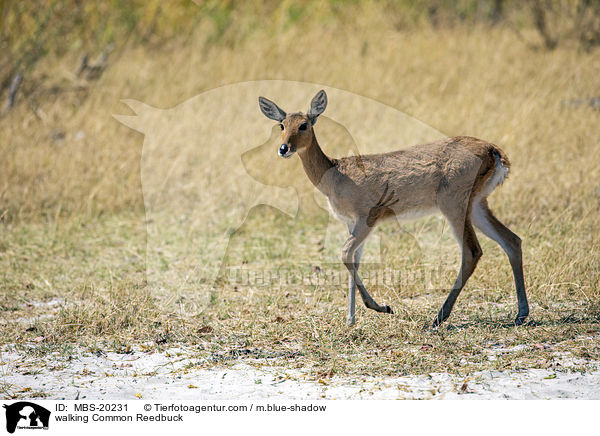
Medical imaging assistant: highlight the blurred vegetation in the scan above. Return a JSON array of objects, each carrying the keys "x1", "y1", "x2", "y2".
[
  {"x1": 1, "y1": 0, "x2": 599, "y2": 95},
  {"x1": 0, "y1": 0, "x2": 197, "y2": 92}
]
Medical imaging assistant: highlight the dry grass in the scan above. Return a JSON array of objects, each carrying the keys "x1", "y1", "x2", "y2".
[{"x1": 1, "y1": 5, "x2": 599, "y2": 381}]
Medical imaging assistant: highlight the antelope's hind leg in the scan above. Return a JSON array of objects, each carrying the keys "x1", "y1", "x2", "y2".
[
  {"x1": 471, "y1": 199, "x2": 529, "y2": 325},
  {"x1": 432, "y1": 212, "x2": 483, "y2": 328}
]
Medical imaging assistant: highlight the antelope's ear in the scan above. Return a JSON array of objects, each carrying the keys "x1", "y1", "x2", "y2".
[
  {"x1": 308, "y1": 89, "x2": 327, "y2": 125},
  {"x1": 258, "y1": 96, "x2": 287, "y2": 122}
]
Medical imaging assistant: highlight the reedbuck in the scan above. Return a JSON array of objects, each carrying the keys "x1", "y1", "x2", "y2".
[{"x1": 258, "y1": 90, "x2": 529, "y2": 327}]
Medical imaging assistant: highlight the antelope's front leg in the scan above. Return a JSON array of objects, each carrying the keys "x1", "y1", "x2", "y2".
[
  {"x1": 347, "y1": 273, "x2": 356, "y2": 326},
  {"x1": 342, "y1": 222, "x2": 393, "y2": 322},
  {"x1": 346, "y1": 245, "x2": 364, "y2": 326}
]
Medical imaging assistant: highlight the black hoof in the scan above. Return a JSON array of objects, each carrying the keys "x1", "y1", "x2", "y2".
[
  {"x1": 384, "y1": 305, "x2": 394, "y2": 314},
  {"x1": 514, "y1": 314, "x2": 528, "y2": 326},
  {"x1": 431, "y1": 315, "x2": 446, "y2": 329}
]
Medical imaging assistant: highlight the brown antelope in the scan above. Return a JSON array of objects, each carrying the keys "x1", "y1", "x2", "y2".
[{"x1": 258, "y1": 90, "x2": 529, "y2": 328}]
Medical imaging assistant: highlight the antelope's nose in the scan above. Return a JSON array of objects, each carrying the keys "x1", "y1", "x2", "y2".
[{"x1": 278, "y1": 144, "x2": 289, "y2": 157}]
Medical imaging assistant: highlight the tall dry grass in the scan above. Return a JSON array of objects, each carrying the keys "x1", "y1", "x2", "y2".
[{"x1": 0, "y1": 2, "x2": 598, "y2": 221}]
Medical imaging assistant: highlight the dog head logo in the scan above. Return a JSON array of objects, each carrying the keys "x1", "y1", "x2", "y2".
[
  {"x1": 3, "y1": 402, "x2": 50, "y2": 433},
  {"x1": 114, "y1": 81, "x2": 443, "y2": 294}
]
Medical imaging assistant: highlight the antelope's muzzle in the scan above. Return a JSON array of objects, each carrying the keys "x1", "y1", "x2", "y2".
[{"x1": 278, "y1": 143, "x2": 295, "y2": 158}]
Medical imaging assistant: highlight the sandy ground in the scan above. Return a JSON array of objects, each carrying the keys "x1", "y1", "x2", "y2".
[{"x1": 2, "y1": 343, "x2": 599, "y2": 400}]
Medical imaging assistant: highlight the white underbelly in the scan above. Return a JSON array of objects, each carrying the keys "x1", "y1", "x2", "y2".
[
  {"x1": 393, "y1": 206, "x2": 439, "y2": 222},
  {"x1": 327, "y1": 198, "x2": 438, "y2": 226},
  {"x1": 327, "y1": 199, "x2": 355, "y2": 225}
]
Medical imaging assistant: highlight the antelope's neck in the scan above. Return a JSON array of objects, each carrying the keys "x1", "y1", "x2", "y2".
[{"x1": 298, "y1": 137, "x2": 336, "y2": 196}]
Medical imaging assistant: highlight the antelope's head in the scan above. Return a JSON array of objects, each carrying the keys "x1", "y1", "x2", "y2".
[{"x1": 258, "y1": 90, "x2": 327, "y2": 158}]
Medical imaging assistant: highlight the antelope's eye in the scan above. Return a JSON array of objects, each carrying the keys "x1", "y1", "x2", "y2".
[
  {"x1": 279, "y1": 124, "x2": 284, "y2": 130},
  {"x1": 299, "y1": 122, "x2": 308, "y2": 131}
]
